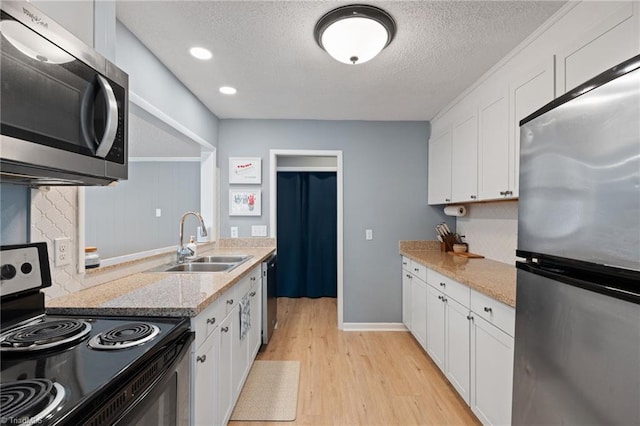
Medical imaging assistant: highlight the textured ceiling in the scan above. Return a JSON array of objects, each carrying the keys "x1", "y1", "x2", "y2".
[{"x1": 116, "y1": 1, "x2": 566, "y2": 121}]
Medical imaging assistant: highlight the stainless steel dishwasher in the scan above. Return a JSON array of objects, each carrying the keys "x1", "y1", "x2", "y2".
[{"x1": 261, "y1": 253, "x2": 277, "y2": 346}]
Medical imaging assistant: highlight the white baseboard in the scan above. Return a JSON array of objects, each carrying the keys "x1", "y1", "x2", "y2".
[{"x1": 342, "y1": 322, "x2": 408, "y2": 332}]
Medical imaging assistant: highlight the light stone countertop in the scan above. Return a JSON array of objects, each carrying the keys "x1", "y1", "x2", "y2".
[
  {"x1": 47, "y1": 246, "x2": 276, "y2": 317},
  {"x1": 400, "y1": 241, "x2": 516, "y2": 307}
]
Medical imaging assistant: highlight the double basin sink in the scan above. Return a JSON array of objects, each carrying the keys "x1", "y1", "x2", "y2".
[{"x1": 148, "y1": 254, "x2": 252, "y2": 273}]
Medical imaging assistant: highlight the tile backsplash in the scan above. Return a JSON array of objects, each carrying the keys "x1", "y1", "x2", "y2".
[
  {"x1": 455, "y1": 201, "x2": 518, "y2": 265},
  {"x1": 31, "y1": 187, "x2": 84, "y2": 299}
]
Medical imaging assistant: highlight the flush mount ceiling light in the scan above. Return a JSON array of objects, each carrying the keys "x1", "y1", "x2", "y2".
[
  {"x1": 189, "y1": 46, "x2": 212, "y2": 60},
  {"x1": 314, "y1": 4, "x2": 396, "y2": 65}
]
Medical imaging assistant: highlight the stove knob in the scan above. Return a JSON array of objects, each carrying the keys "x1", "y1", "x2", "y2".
[
  {"x1": 1, "y1": 264, "x2": 17, "y2": 280},
  {"x1": 21, "y1": 262, "x2": 33, "y2": 274}
]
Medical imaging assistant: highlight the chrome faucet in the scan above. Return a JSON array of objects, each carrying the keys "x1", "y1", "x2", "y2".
[{"x1": 177, "y1": 211, "x2": 208, "y2": 263}]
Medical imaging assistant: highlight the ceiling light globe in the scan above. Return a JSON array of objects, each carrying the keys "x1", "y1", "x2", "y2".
[{"x1": 321, "y1": 17, "x2": 388, "y2": 65}]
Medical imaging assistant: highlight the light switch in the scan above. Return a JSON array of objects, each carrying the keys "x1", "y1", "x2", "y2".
[
  {"x1": 230, "y1": 227, "x2": 239, "y2": 238},
  {"x1": 366, "y1": 229, "x2": 373, "y2": 240},
  {"x1": 251, "y1": 225, "x2": 267, "y2": 237},
  {"x1": 155, "y1": 208, "x2": 161, "y2": 217}
]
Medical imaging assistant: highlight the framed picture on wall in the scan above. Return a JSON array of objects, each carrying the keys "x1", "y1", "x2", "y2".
[
  {"x1": 229, "y1": 189, "x2": 262, "y2": 216},
  {"x1": 229, "y1": 157, "x2": 261, "y2": 184}
]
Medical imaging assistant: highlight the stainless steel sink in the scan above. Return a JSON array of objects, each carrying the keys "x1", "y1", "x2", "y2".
[
  {"x1": 162, "y1": 262, "x2": 237, "y2": 273},
  {"x1": 146, "y1": 253, "x2": 252, "y2": 273},
  {"x1": 192, "y1": 255, "x2": 252, "y2": 263}
]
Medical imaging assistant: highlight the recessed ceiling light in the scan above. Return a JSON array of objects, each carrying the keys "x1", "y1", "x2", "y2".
[
  {"x1": 189, "y1": 47, "x2": 212, "y2": 60},
  {"x1": 219, "y1": 86, "x2": 237, "y2": 95}
]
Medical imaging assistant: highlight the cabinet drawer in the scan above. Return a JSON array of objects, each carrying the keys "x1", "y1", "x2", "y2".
[
  {"x1": 193, "y1": 297, "x2": 225, "y2": 349},
  {"x1": 401, "y1": 256, "x2": 411, "y2": 272},
  {"x1": 411, "y1": 261, "x2": 428, "y2": 282},
  {"x1": 429, "y1": 269, "x2": 470, "y2": 307},
  {"x1": 471, "y1": 289, "x2": 515, "y2": 337}
]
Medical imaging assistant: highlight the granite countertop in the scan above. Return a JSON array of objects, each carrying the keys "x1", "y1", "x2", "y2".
[
  {"x1": 47, "y1": 246, "x2": 276, "y2": 317},
  {"x1": 399, "y1": 241, "x2": 516, "y2": 307}
]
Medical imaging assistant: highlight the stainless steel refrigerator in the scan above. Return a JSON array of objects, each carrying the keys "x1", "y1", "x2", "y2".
[{"x1": 513, "y1": 55, "x2": 640, "y2": 425}]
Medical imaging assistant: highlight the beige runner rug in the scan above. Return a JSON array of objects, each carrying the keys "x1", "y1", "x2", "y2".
[{"x1": 230, "y1": 360, "x2": 300, "y2": 421}]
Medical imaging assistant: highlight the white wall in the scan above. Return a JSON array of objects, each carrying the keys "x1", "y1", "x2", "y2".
[{"x1": 456, "y1": 201, "x2": 518, "y2": 265}]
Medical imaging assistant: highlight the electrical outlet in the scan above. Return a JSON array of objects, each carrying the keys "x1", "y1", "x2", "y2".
[
  {"x1": 155, "y1": 208, "x2": 162, "y2": 217},
  {"x1": 365, "y1": 229, "x2": 373, "y2": 240},
  {"x1": 54, "y1": 237, "x2": 71, "y2": 267},
  {"x1": 230, "y1": 227, "x2": 239, "y2": 238}
]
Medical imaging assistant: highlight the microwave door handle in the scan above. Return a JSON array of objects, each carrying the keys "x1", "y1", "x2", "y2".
[{"x1": 94, "y1": 75, "x2": 119, "y2": 158}]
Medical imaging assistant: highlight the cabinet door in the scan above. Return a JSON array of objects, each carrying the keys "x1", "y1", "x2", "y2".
[
  {"x1": 410, "y1": 277, "x2": 427, "y2": 349},
  {"x1": 218, "y1": 313, "x2": 234, "y2": 426},
  {"x1": 427, "y1": 130, "x2": 453, "y2": 205},
  {"x1": 445, "y1": 297, "x2": 471, "y2": 404},
  {"x1": 556, "y1": 2, "x2": 639, "y2": 94},
  {"x1": 509, "y1": 57, "x2": 555, "y2": 198},
  {"x1": 194, "y1": 331, "x2": 218, "y2": 426},
  {"x1": 402, "y1": 271, "x2": 412, "y2": 330},
  {"x1": 470, "y1": 315, "x2": 514, "y2": 426},
  {"x1": 451, "y1": 110, "x2": 478, "y2": 202},
  {"x1": 248, "y1": 280, "x2": 262, "y2": 361},
  {"x1": 478, "y1": 90, "x2": 509, "y2": 201},
  {"x1": 232, "y1": 302, "x2": 248, "y2": 400},
  {"x1": 426, "y1": 285, "x2": 445, "y2": 371}
]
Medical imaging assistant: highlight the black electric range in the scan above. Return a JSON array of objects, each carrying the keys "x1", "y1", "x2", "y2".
[{"x1": 0, "y1": 243, "x2": 193, "y2": 425}]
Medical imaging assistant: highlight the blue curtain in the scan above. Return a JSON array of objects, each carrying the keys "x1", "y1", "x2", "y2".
[{"x1": 276, "y1": 172, "x2": 337, "y2": 298}]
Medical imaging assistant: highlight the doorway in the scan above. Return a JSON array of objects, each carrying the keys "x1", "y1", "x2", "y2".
[
  {"x1": 276, "y1": 171, "x2": 337, "y2": 298},
  {"x1": 269, "y1": 150, "x2": 344, "y2": 329}
]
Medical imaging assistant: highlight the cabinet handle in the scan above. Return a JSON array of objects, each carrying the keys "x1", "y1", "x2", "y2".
[
  {"x1": 227, "y1": 299, "x2": 234, "y2": 305},
  {"x1": 402, "y1": 262, "x2": 408, "y2": 266},
  {"x1": 406, "y1": 274, "x2": 412, "y2": 279},
  {"x1": 499, "y1": 191, "x2": 506, "y2": 196},
  {"x1": 506, "y1": 190, "x2": 513, "y2": 196},
  {"x1": 414, "y1": 268, "x2": 419, "y2": 272},
  {"x1": 439, "y1": 282, "x2": 446, "y2": 287},
  {"x1": 442, "y1": 297, "x2": 448, "y2": 303},
  {"x1": 466, "y1": 315, "x2": 474, "y2": 321},
  {"x1": 470, "y1": 195, "x2": 477, "y2": 199},
  {"x1": 206, "y1": 317, "x2": 216, "y2": 325},
  {"x1": 438, "y1": 295, "x2": 443, "y2": 301},
  {"x1": 221, "y1": 326, "x2": 229, "y2": 333},
  {"x1": 250, "y1": 291, "x2": 256, "y2": 297},
  {"x1": 197, "y1": 355, "x2": 207, "y2": 363},
  {"x1": 445, "y1": 198, "x2": 451, "y2": 202},
  {"x1": 484, "y1": 306, "x2": 492, "y2": 313}
]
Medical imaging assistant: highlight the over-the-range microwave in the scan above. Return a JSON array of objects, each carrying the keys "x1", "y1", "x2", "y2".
[{"x1": 0, "y1": 1, "x2": 128, "y2": 186}]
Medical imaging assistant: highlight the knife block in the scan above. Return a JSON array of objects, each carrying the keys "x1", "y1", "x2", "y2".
[{"x1": 442, "y1": 234, "x2": 458, "y2": 252}]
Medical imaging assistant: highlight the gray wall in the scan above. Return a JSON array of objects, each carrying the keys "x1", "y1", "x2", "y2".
[
  {"x1": 85, "y1": 162, "x2": 200, "y2": 259},
  {"x1": 0, "y1": 184, "x2": 30, "y2": 245},
  {"x1": 218, "y1": 119, "x2": 455, "y2": 323}
]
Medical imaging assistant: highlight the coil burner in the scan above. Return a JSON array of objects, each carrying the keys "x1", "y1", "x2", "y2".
[{"x1": 88, "y1": 323, "x2": 160, "y2": 350}]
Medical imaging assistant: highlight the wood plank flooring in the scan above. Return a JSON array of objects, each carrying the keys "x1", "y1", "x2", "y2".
[{"x1": 230, "y1": 297, "x2": 480, "y2": 426}]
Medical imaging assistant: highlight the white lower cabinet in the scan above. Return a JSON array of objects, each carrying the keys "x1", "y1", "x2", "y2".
[
  {"x1": 402, "y1": 271, "x2": 412, "y2": 330},
  {"x1": 191, "y1": 264, "x2": 263, "y2": 426},
  {"x1": 445, "y1": 296, "x2": 471, "y2": 404},
  {"x1": 193, "y1": 329, "x2": 218, "y2": 426},
  {"x1": 410, "y1": 276, "x2": 427, "y2": 349},
  {"x1": 425, "y1": 285, "x2": 445, "y2": 369},
  {"x1": 401, "y1": 259, "x2": 514, "y2": 425},
  {"x1": 470, "y1": 315, "x2": 514, "y2": 426}
]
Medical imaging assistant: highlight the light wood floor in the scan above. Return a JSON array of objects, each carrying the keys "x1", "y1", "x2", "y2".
[{"x1": 230, "y1": 297, "x2": 480, "y2": 426}]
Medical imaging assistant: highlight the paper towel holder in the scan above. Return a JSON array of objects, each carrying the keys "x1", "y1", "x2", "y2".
[{"x1": 444, "y1": 205, "x2": 467, "y2": 217}]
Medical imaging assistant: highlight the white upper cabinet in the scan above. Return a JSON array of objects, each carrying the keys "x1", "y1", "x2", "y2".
[
  {"x1": 427, "y1": 128, "x2": 453, "y2": 204},
  {"x1": 478, "y1": 87, "x2": 510, "y2": 201},
  {"x1": 451, "y1": 105, "x2": 479, "y2": 203},
  {"x1": 509, "y1": 57, "x2": 556, "y2": 198},
  {"x1": 427, "y1": 1, "x2": 639, "y2": 206},
  {"x1": 556, "y1": 2, "x2": 640, "y2": 95}
]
